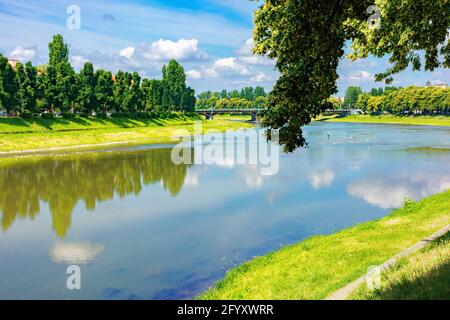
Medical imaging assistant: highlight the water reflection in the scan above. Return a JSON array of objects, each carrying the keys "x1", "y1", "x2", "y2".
[
  {"x1": 0, "y1": 148, "x2": 190, "y2": 237},
  {"x1": 348, "y1": 172, "x2": 450, "y2": 209},
  {"x1": 309, "y1": 169, "x2": 336, "y2": 189},
  {"x1": 1, "y1": 123, "x2": 450, "y2": 299},
  {"x1": 49, "y1": 242, "x2": 104, "y2": 264}
]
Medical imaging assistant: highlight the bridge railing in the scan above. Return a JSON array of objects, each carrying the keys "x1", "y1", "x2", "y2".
[{"x1": 194, "y1": 109, "x2": 262, "y2": 113}]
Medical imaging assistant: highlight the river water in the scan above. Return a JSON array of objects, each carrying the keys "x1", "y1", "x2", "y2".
[{"x1": 0, "y1": 122, "x2": 449, "y2": 299}]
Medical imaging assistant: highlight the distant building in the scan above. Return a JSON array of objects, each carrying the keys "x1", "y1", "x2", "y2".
[{"x1": 7, "y1": 59, "x2": 19, "y2": 70}]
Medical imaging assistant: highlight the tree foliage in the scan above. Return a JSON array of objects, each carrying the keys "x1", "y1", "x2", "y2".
[
  {"x1": 0, "y1": 55, "x2": 19, "y2": 114},
  {"x1": 0, "y1": 35, "x2": 196, "y2": 118},
  {"x1": 77, "y1": 62, "x2": 98, "y2": 114},
  {"x1": 253, "y1": 0, "x2": 450, "y2": 151},
  {"x1": 356, "y1": 86, "x2": 449, "y2": 114},
  {"x1": 344, "y1": 86, "x2": 363, "y2": 107},
  {"x1": 196, "y1": 86, "x2": 267, "y2": 109}
]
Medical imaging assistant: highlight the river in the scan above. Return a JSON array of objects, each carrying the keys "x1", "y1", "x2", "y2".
[{"x1": 0, "y1": 122, "x2": 449, "y2": 299}]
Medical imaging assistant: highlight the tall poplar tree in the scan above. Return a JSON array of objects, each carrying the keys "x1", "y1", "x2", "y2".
[
  {"x1": 16, "y1": 62, "x2": 38, "y2": 113},
  {"x1": 0, "y1": 54, "x2": 19, "y2": 115},
  {"x1": 77, "y1": 62, "x2": 98, "y2": 114},
  {"x1": 95, "y1": 69, "x2": 114, "y2": 113},
  {"x1": 42, "y1": 34, "x2": 77, "y2": 113}
]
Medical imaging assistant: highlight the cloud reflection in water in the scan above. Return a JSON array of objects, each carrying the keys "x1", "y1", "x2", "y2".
[
  {"x1": 348, "y1": 173, "x2": 450, "y2": 209},
  {"x1": 49, "y1": 242, "x2": 105, "y2": 264}
]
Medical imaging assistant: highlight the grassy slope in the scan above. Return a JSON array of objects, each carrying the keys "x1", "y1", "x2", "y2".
[
  {"x1": 201, "y1": 192, "x2": 450, "y2": 300},
  {"x1": 321, "y1": 115, "x2": 450, "y2": 126},
  {"x1": 211, "y1": 114, "x2": 254, "y2": 121},
  {"x1": 349, "y1": 231, "x2": 449, "y2": 300},
  {"x1": 0, "y1": 116, "x2": 253, "y2": 152}
]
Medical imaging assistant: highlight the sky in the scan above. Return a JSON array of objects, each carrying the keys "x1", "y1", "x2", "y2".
[{"x1": 0, "y1": 0, "x2": 448, "y2": 95}]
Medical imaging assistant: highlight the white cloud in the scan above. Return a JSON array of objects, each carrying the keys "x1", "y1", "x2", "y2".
[
  {"x1": 210, "y1": 57, "x2": 250, "y2": 76},
  {"x1": 49, "y1": 242, "x2": 104, "y2": 265},
  {"x1": 70, "y1": 55, "x2": 89, "y2": 69},
  {"x1": 214, "y1": 57, "x2": 246, "y2": 71},
  {"x1": 427, "y1": 79, "x2": 448, "y2": 86},
  {"x1": 347, "y1": 70, "x2": 372, "y2": 82},
  {"x1": 10, "y1": 46, "x2": 36, "y2": 61},
  {"x1": 251, "y1": 72, "x2": 271, "y2": 83},
  {"x1": 142, "y1": 38, "x2": 206, "y2": 61},
  {"x1": 119, "y1": 46, "x2": 135, "y2": 59},
  {"x1": 239, "y1": 55, "x2": 273, "y2": 66},
  {"x1": 237, "y1": 38, "x2": 254, "y2": 55},
  {"x1": 191, "y1": 57, "x2": 252, "y2": 80},
  {"x1": 186, "y1": 69, "x2": 202, "y2": 80}
]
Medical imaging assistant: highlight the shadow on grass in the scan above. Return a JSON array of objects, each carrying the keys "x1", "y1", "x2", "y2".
[
  {"x1": 368, "y1": 232, "x2": 450, "y2": 300},
  {"x1": 0, "y1": 115, "x2": 190, "y2": 133},
  {"x1": 107, "y1": 117, "x2": 142, "y2": 128},
  {"x1": 29, "y1": 118, "x2": 87, "y2": 131},
  {"x1": 147, "y1": 118, "x2": 166, "y2": 126},
  {"x1": 0, "y1": 117, "x2": 31, "y2": 128},
  {"x1": 67, "y1": 117, "x2": 91, "y2": 126}
]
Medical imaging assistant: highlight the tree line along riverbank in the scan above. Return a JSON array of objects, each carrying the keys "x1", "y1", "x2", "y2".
[
  {"x1": 320, "y1": 114, "x2": 450, "y2": 127},
  {"x1": 1, "y1": 34, "x2": 198, "y2": 118},
  {"x1": 0, "y1": 115, "x2": 253, "y2": 154}
]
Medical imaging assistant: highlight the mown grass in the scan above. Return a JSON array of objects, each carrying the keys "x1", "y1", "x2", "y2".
[
  {"x1": 322, "y1": 115, "x2": 450, "y2": 127},
  {"x1": 349, "y1": 232, "x2": 450, "y2": 300},
  {"x1": 405, "y1": 147, "x2": 450, "y2": 154},
  {"x1": 0, "y1": 116, "x2": 253, "y2": 153},
  {"x1": 212, "y1": 114, "x2": 255, "y2": 121},
  {"x1": 0, "y1": 115, "x2": 201, "y2": 134},
  {"x1": 200, "y1": 191, "x2": 450, "y2": 300}
]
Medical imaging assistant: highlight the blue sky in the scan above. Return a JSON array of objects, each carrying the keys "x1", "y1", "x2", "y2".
[{"x1": 0, "y1": 0, "x2": 448, "y2": 95}]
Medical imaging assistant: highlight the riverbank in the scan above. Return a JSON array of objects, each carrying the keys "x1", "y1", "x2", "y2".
[
  {"x1": 349, "y1": 230, "x2": 449, "y2": 300},
  {"x1": 319, "y1": 115, "x2": 450, "y2": 127},
  {"x1": 201, "y1": 191, "x2": 450, "y2": 300},
  {"x1": 0, "y1": 115, "x2": 254, "y2": 154}
]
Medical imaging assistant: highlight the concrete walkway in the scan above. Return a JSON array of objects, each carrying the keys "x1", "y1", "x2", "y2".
[{"x1": 325, "y1": 224, "x2": 450, "y2": 300}]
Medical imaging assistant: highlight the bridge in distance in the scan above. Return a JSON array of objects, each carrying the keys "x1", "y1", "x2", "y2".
[{"x1": 194, "y1": 109, "x2": 262, "y2": 121}]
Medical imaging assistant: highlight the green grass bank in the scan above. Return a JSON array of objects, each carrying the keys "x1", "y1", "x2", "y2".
[
  {"x1": 0, "y1": 115, "x2": 253, "y2": 153},
  {"x1": 349, "y1": 231, "x2": 449, "y2": 300},
  {"x1": 320, "y1": 115, "x2": 450, "y2": 127},
  {"x1": 201, "y1": 191, "x2": 450, "y2": 300}
]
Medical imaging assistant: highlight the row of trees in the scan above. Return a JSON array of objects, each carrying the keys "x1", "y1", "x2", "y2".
[
  {"x1": 196, "y1": 86, "x2": 268, "y2": 109},
  {"x1": 342, "y1": 86, "x2": 402, "y2": 108},
  {"x1": 198, "y1": 86, "x2": 267, "y2": 101},
  {"x1": 0, "y1": 35, "x2": 196, "y2": 117},
  {"x1": 355, "y1": 86, "x2": 450, "y2": 115}
]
